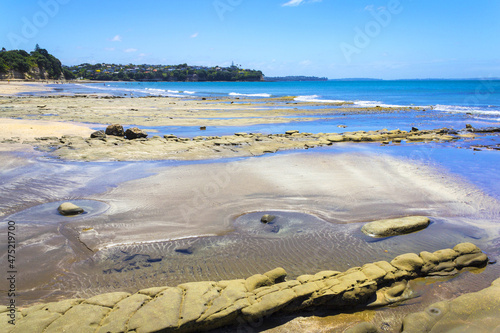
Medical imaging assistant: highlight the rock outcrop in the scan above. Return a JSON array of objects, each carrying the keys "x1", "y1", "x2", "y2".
[
  {"x1": 8, "y1": 126, "x2": 482, "y2": 161},
  {"x1": 0, "y1": 243, "x2": 489, "y2": 333}
]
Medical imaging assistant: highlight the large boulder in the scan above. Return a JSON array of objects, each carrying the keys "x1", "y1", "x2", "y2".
[
  {"x1": 105, "y1": 124, "x2": 125, "y2": 137},
  {"x1": 125, "y1": 127, "x2": 148, "y2": 140},
  {"x1": 361, "y1": 216, "x2": 430, "y2": 237}
]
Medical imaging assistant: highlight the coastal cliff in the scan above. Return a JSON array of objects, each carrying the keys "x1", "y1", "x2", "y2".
[{"x1": 0, "y1": 46, "x2": 65, "y2": 81}]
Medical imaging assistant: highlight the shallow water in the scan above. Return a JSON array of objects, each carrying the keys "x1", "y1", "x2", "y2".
[{"x1": 37, "y1": 209, "x2": 498, "y2": 301}]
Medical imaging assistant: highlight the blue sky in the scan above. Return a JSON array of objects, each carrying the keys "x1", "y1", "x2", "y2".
[{"x1": 1, "y1": 0, "x2": 499, "y2": 79}]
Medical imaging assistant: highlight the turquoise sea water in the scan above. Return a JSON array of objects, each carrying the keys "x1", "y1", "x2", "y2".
[{"x1": 73, "y1": 79, "x2": 500, "y2": 123}]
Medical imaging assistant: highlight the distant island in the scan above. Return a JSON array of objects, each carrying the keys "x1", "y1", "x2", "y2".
[{"x1": 264, "y1": 76, "x2": 328, "y2": 82}]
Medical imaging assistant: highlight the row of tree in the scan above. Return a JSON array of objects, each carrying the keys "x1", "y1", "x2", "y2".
[
  {"x1": 0, "y1": 45, "x2": 70, "y2": 80},
  {"x1": 69, "y1": 65, "x2": 263, "y2": 82}
]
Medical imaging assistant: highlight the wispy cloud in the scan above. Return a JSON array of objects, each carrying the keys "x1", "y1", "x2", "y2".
[
  {"x1": 110, "y1": 35, "x2": 122, "y2": 42},
  {"x1": 282, "y1": 0, "x2": 321, "y2": 7},
  {"x1": 190, "y1": 32, "x2": 199, "y2": 38},
  {"x1": 104, "y1": 47, "x2": 115, "y2": 51},
  {"x1": 124, "y1": 48, "x2": 137, "y2": 53}
]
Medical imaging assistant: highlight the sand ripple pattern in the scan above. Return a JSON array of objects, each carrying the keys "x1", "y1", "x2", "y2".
[{"x1": 47, "y1": 211, "x2": 493, "y2": 299}]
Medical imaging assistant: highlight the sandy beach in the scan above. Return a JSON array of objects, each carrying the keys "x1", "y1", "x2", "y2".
[
  {"x1": 0, "y1": 81, "x2": 56, "y2": 96},
  {"x1": 0, "y1": 82, "x2": 499, "y2": 332}
]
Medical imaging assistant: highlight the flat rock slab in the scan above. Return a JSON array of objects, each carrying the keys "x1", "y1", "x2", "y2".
[{"x1": 361, "y1": 216, "x2": 431, "y2": 237}]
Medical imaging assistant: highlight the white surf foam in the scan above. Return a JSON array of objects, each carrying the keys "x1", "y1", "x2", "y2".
[
  {"x1": 229, "y1": 92, "x2": 272, "y2": 98},
  {"x1": 434, "y1": 104, "x2": 500, "y2": 116},
  {"x1": 294, "y1": 95, "x2": 345, "y2": 103}
]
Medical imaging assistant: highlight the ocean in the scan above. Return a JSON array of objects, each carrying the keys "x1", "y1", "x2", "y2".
[{"x1": 66, "y1": 79, "x2": 500, "y2": 123}]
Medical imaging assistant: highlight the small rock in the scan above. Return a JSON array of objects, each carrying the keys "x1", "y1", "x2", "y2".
[
  {"x1": 285, "y1": 130, "x2": 299, "y2": 135},
  {"x1": 338, "y1": 125, "x2": 348, "y2": 128},
  {"x1": 58, "y1": 202, "x2": 84, "y2": 216},
  {"x1": 465, "y1": 124, "x2": 474, "y2": 130},
  {"x1": 261, "y1": 214, "x2": 276, "y2": 224},
  {"x1": 125, "y1": 127, "x2": 148, "y2": 140},
  {"x1": 410, "y1": 127, "x2": 419, "y2": 132},
  {"x1": 90, "y1": 130, "x2": 106, "y2": 139},
  {"x1": 105, "y1": 124, "x2": 125, "y2": 136},
  {"x1": 200, "y1": 126, "x2": 207, "y2": 130}
]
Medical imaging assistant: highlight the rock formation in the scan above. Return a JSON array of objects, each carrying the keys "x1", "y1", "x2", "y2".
[{"x1": 6, "y1": 126, "x2": 485, "y2": 161}]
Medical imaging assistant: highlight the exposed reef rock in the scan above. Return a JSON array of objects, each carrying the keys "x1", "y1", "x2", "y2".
[
  {"x1": 0, "y1": 243, "x2": 489, "y2": 333},
  {"x1": 6, "y1": 126, "x2": 486, "y2": 161},
  {"x1": 361, "y1": 216, "x2": 431, "y2": 237}
]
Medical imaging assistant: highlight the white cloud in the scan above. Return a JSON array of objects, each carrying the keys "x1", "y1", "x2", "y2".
[
  {"x1": 124, "y1": 48, "x2": 137, "y2": 53},
  {"x1": 104, "y1": 47, "x2": 115, "y2": 51},
  {"x1": 138, "y1": 53, "x2": 147, "y2": 57},
  {"x1": 110, "y1": 35, "x2": 122, "y2": 42},
  {"x1": 282, "y1": 0, "x2": 321, "y2": 7},
  {"x1": 190, "y1": 32, "x2": 199, "y2": 38},
  {"x1": 299, "y1": 60, "x2": 312, "y2": 66}
]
